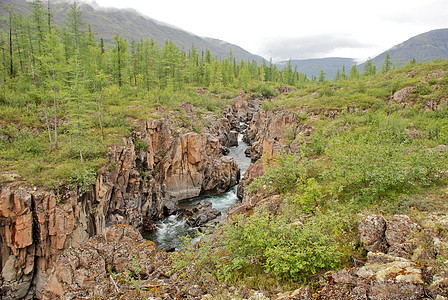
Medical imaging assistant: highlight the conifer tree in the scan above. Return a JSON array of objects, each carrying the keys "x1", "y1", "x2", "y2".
[
  {"x1": 1, "y1": 33, "x2": 7, "y2": 84},
  {"x1": 363, "y1": 58, "x2": 376, "y2": 76},
  {"x1": 112, "y1": 33, "x2": 127, "y2": 87},
  {"x1": 350, "y1": 63, "x2": 359, "y2": 80},
  {"x1": 381, "y1": 53, "x2": 393, "y2": 73},
  {"x1": 318, "y1": 69, "x2": 327, "y2": 83}
]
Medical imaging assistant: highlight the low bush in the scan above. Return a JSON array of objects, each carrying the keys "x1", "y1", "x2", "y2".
[
  {"x1": 325, "y1": 114, "x2": 448, "y2": 201},
  {"x1": 223, "y1": 205, "x2": 351, "y2": 282},
  {"x1": 248, "y1": 151, "x2": 309, "y2": 194}
]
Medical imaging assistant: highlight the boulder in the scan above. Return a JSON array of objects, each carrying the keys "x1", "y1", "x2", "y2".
[
  {"x1": 316, "y1": 256, "x2": 425, "y2": 300},
  {"x1": 385, "y1": 215, "x2": 420, "y2": 246},
  {"x1": 359, "y1": 214, "x2": 388, "y2": 253},
  {"x1": 203, "y1": 156, "x2": 239, "y2": 193},
  {"x1": 393, "y1": 86, "x2": 413, "y2": 103},
  {"x1": 180, "y1": 200, "x2": 221, "y2": 227},
  {"x1": 228, "y1": 131, "x2": 239, "y2": 147}
]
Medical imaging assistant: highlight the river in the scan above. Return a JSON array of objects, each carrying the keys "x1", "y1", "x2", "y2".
[{"x1": 143, "y1": 133, "x2": 251, "y2": 250}]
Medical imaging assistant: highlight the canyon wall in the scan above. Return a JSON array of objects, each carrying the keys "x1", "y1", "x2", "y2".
[{"x1": 0, "y1": 95, "x2": 254, "y2": 299}]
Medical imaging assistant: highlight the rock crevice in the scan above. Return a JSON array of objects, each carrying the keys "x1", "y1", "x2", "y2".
[{"x1": 0, "y1": 95, "x2": 254, "y2": 299}]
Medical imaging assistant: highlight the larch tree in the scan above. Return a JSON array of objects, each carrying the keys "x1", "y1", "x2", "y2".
[
  {"x1": 363, "y1": 58, "x2": 377, "y2": 76},
  {"x1": 381, "y1": 53, "x2": 393, "y2": 73}
]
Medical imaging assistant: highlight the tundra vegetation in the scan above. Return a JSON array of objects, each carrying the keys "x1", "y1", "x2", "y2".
[{"x1": 1, "y1": 1, "x2": 448, "y2": 297}]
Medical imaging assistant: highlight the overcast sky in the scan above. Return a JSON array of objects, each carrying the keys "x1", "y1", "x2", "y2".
[{"x1": 88, "y1": 0, "x2": 448, "y2": 62}]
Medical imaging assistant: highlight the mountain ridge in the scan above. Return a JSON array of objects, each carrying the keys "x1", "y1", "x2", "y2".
[
  {"x1": 0, "y1": 0, "x2": 266, "y2": 63},
  {"x1": 277, "y1": 57, "x2": 356, "y2": 79},
  {"x1": 2, "y1": 1, "x2": 448, "y2": 76},
  {"x1": 279, "y1": 28, "x2": 448, "y2": 79},
  {"x1": 365, "y1": 28, "x2": 448, "y2": 68}
]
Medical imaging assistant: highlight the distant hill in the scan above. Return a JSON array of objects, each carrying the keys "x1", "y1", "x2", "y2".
[
  {"x1": 277, "y1": 57, "x2": 355, "y2": 79},
  {"x1": 0, "y1": 0, "x2": 265, "y2": 63},
  {"x1": 277, "y1": 29, "x2": 448, "y2": 78},
  {"x1": 363, "y1": 28, "x2": 448, "y2": 69}
]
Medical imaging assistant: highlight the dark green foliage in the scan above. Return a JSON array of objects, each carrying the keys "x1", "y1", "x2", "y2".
[
  {"x1": 325, "y1": 112, "x2": 448, "y2": 201},
  {"x1": 381, "y1": 53, "x2": 393, "y2": 73},
  {"x1": 223, "y1": 208, "x2": 345, "y2": 281},
  {"x1": 414, "y1": 83, "x2": 433, "y2": 95},
  {"x1": 363, "y1": 59, "x2": 377, "y2": 76},
  {"x1": 0, "y1": 1, "x2": 306, "y2": 188},
  {"x1": 172, "y1": 202, "x2": 353, "y2": 287},
  {"x1": 252, "y1": 83, "x2": 277, "y2": 98},
  {"x1": 310, "y1": 130, "x2": 325, "y2": 155},
  {"x1": 318, "y1": 85, "x2": 334, "y2": 97},
  {"x1": 248, "y1": 152, "x2": 308, "y2": 194}
]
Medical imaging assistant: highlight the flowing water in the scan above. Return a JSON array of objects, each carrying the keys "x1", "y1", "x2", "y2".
[{"x1": 144, "y1": 133, "x2": 251, "y2": 250}]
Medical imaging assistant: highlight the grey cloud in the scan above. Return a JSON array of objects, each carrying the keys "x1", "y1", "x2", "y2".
[
  {"x1": 259, "y1": 34, "x2": 371, "y2": 61},
  {"x1": 380, "y1": 0, "x2": 448, "y2": 26}
]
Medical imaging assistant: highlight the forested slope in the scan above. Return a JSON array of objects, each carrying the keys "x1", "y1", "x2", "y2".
[
  {"x1": 0, "y1": 1, "x2": 301, "y2": 188},
  {"x1": 0, "y1": 0, "x2": 265, "y2": 62}
]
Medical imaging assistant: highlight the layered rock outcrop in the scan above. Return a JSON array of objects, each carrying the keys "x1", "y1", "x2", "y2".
[
  {"x1": 0, "y1": 97, "x2": 247, "y2": 299},
  {"x1": 227, "y1": 108, "x2": 311, "y2": 218},
  {"x1": 41, "y1": 225, "x2": 171, "y2": 300},
  {"x1": 0, "y1": 185, "x2": 94, "y2": 300},
  {"x1": 316, "y1": 252, "x2": 426, "y2": 300},
  {"x1": 181, "y1": 200, "x2": 221, "y2": 228},
  {"x1": 314, "y1": 214, "x2": 448, "y2": 300}
]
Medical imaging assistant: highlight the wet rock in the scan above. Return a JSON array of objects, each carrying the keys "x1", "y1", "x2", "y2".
[
  {"x1": 239, "y1": 123, "x2": 248, "y2": 132},
  {"x1": 181, "y1": 200, "x2": 221, "y2": 227},
  {"x1": 228, "y1": 131, "x2": 239, "y2": 147},
  {"x1": 244, "y1": 147, "x2": 251, "y2": 157},
  {"x1": 203, "y1": 156, "x2": 239, "y2": 193},
  {"x1": 221, "y1": 146, "x2": 230, "y2": 155}
]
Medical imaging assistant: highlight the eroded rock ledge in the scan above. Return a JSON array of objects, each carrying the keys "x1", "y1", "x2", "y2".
[
  {"x1": 41, "y1": 224, "x2": 171, "y2": 300},
  {"x1": 0, "y1": 94, "x2": 256, "y2": 299}
]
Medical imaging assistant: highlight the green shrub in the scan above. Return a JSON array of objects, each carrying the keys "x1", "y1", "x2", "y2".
[
  {"x1": 318, "y1": 85, "x2": 334, "y2": 97},
  {"x1": 253, "y1": 83, "x2": 278, "y2": 98},
  {"x1": 414, "y1": 83, "x2": 433, "y2": 95},
  {"x1": 248, "y1": 152, "x2": 308, "y2": 194},
  {"x1": 134, "y1": 138, "x2": 148, "y2": 153},
  {"x1": 289, "y1": 177, "x2": 323, "y2": 213},
  {"x1": 223, "y1": 207, "x2": 347, "y2": 281},
  {"x1": 310, "y1": 130, "x2": 325, "y2": 155},
  {"x1": 325, "y1": 122, "x2": 448, "y2": 201}
]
